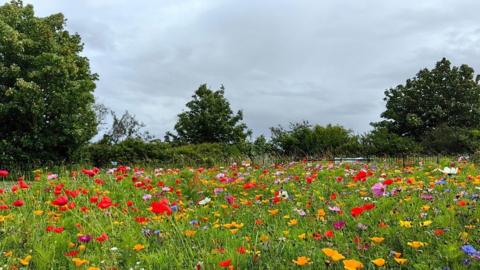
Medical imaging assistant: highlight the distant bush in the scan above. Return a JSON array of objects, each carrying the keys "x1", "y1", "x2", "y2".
[{"x1": 85, "y1": 140, "x2": 246, "y2": 167}]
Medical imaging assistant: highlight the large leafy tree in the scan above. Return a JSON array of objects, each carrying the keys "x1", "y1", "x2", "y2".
[
  {"x1": 374, "y1": 58, "x2": 480, "y2": 139},
  {"x1": 0, "y1": 1, "x2": 98, "y2": 163},
  {"x1": 375, "y1": 58, "x2": 480, "y2": 142},
  {"x1": 166, "y1": 84, "x2": 251, "y2": 144}
]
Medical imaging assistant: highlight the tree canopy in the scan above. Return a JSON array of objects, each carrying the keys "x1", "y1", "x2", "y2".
[
  {"x1": 375, "y1": 58, "x2": 480, "y2": 140},
  {"x1": 166, "y1": 84, "x2": 251, "y2": 144},
  {"x1": 0, "y1": 1, "x2": 98, "y2": 163}
]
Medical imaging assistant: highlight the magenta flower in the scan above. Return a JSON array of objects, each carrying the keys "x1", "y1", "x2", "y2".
[{"x1": 371, "y1": 182, "x2": 385, "y2": 197}]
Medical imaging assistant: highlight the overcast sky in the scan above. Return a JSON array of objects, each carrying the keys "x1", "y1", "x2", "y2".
[{"x1": 16, "y1": 0, "x2": 480, "y2": 138}]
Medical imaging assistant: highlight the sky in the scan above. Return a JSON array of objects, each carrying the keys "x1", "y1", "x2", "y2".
[{"x1": 13, "y1": 0, "x2": 480, "y2": 139}]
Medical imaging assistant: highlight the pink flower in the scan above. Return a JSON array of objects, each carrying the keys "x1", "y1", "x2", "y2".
[{"x1": 371, "y1": 182, "x2": 385, "y2": 197}]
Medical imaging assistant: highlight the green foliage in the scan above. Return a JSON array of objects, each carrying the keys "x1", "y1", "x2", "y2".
[
  {"x1": 362, "y1": 127, "x2": 423, "y2": 156},
  {"x1": 0, "y1": 1, "x2": 98, "y2": 163},
  {"x1": 270, "y1": 122, "x2": 361, "y2": 157},
  {"x1": 166, "y1": 84, "x2": 251, "y2": 144},
  {"x1": 375, "y1": 58, "x2": 480, "y2": 151},
  {"x1": 86, "y1": 140, "x2": 244, "y2": 167}
]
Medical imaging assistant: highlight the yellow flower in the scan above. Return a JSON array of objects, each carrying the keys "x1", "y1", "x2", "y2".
[
  {"x1": 399, "y1": 220, "x2": 412, "y2": 228},
  {"x1": 343, "y1": 259, "x2": 364, "y2": 270},
  {"x1": 370, "y1": 237, "x2": 384, "y2": 244},
  {"x1": 268, "y1": 209, "x2": 279, "y2": 215},
  {"x1": 371, "y1": 258, "x2": 385, "y2": 267},
  {"x1": 421, "y1": 205, "x2": 430, "y2": 211},
  {"x1": 184, "y1": 230, "x2": 196, "y2": 237},
  {"x1": 19, "y1": 255, "x2": 32, "y2": 266},
  {"x1": 68, "y1": 242, "x2": 76, "y2": 248},
  {"x1": 292, "y1": 256, "x2": 312, "y2": 266},
  {"x1": 298, "y1": 233, "x2": 306, "y2": 240},
  {"x1": 321, "y1": 248, "x2": 345, "y2": 262},
  {"x1": 230, "y1": 229, "x2": 239, "y2": 234},
  {"x1": 288, "y1": 219, "x2": 298, "y2": 226},
  {"x1": 88, "y1": 267, "x2": 101, "y2": 270},
  {"x1": 72, "y1": 258, "x2": 88, "y2": 267},
  {"x1": 260, "y1": 234, "x2": 269, "y2": 242},
  {"x1": 317, "y1": 209, "x2": 326, "y2": 219},
  {"x1": 79, "y1": 244, "x2": 86, "y2": 251},
  {"x1": 3, "y1": 251, "x2": 12, "y2": 257},
  {"x1": 391, "y1": 251, "x2": 402, "y2": 258},
  {"x1": 420, "y1": 220, "x2": 432, "y2": 227},
  {"x1": 133, "y1": 244, "x2": 145, "y2": 251},
  {"x1": 394, "y1": 257, "x2": 408, "y2": 265},
  {"x1": 33, "y1": 210, "x2": 44, "y2": 216},
  {"x1": 407, "y1": 241, "x2": 427, "y2": 249}
]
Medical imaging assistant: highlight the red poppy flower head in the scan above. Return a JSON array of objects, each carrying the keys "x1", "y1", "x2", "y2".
[
  {"x1": 151, "y1": 199, "x2": 172, "y2": 215},
  {"x1": 52, "y1": 196, "x2": 69, "y2": 206}
]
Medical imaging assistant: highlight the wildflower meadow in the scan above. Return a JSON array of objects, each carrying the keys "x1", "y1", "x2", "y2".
[{"x1": 0, "y1": 159, "x2": 479, "y2": 269}]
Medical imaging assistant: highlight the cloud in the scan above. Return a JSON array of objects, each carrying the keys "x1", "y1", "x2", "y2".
[{"x1": 16, "y1": 0, "x2": 480, "y2": 138}]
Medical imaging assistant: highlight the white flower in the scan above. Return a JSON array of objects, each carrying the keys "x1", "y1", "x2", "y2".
[
  {"x1": 441, "y1": 167, "x2": 458, "y2": 175},
  {"x1": 198, "y1": 197, "x2": 211, "y2": 205}
]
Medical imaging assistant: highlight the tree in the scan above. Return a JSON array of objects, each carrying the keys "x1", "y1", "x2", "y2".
[
  {"x1": 270, "y1": 122, "x2": 358, "y2": 158},
  {"x1": 375, "y1": 58, "x2": 480, "y2": 142},
  {"x1": 99, "y1": 110, "x2": 153, "y2": 144},
  {"x1": 166, "y1": 84, "x2": 251, "y2": 144},
  {"x1": 0, "y1": 1, "x2": 98, "y2": 163}
]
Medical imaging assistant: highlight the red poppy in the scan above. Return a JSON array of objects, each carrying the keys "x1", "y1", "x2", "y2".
[
  {"x1": 361, "y1": 203, "x2": 375, "y2": 211},
  {"x1": 383, "y1": 179, "x2": 394, "y2": 185},
  {"x1": 236, "y1": 246, "x2": 246, "y2": 254},
  {"x1": 52, "y1": 196, "x2": 69, "y2": 206},
  {"x1": 54, "y1": 227, "x2": 64, "y2": 233},
  {"x1": 96, "y1": 233, "x2": 109, "y2": 242},
  {"x1": 351, "y1": 207, "x2": 364, "y2": 217},
  {"x1": 434, "y1": 229, "x2": 445, "y2": 236},
  {"x1": 219, "y1": 259, "x2": 232, "y2": 268},
  {"x1": 89, "y1": 196, "x2": 99, "y2": 203},
  {"x1": 127, "y1": 200, "x2": 134, "y2": 207},
  {"x1": 324, "y1": 230, "x2": 334, "y2": 238},
  {"x1": 0, "y1": 205, "x2": 8, "y2": 210},
  {"x1": 97, "y1": 196, "x2": 112, "y2": 209},
  {"x1": 12, "y1": 199, "x2": 24, "y2": 207},
  {"x1": 457, "y1": 200, "x2": 467, "y2": 206},
  {"x1": 18, "y1": 179, "x2": 29, "y2": 189},
  {"x1": 64, "y1": 250, "x2": 79, "y2": 257},
  {"x1": 312, "y1": 232, "x2": 323, "y2": 240},
  {"x1": 151, "y1": 199, "x2": 172, "y2": 215},
  {"x1": 243, "y1": 182, "x2": 256, "y2": 190},
  {"x1": 135, "y1": 216, "x2": 149, "y2": 223},
  {"x1": 0, "y1": 170, "x2": 8, "y2": 177},
  {"x1": 353, "y1": 170, "x2": 367, "y2": 182}
]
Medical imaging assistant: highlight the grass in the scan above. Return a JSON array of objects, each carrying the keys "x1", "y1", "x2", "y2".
[{"x1": 0, "y1": 159, "x2": 479, "y2": 269}]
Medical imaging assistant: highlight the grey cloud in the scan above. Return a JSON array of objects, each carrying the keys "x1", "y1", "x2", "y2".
[{"x1": 17, "y1": 0, "x2": 480, "y2": 138}]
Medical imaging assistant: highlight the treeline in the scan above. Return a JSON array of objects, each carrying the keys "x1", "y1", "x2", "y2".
[{"x1": 1, "y1": 1, "x2": 480, "y2": 168}]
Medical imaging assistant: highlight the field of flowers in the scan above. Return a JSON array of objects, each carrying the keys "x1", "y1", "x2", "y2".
[{"x1": 0, "y1": 159, "x2": 479, "y2": 269}]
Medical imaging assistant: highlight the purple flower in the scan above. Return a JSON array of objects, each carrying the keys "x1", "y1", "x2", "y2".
[
  {"x1": 78, "y1": 235, "x2": 92, "y2": 243},
  {"x1": 371, "y1": 182, "x2": 385, "y2": 197},
  {"x1": 333, "y1": 220, "x2": 345, "y2": 230}
]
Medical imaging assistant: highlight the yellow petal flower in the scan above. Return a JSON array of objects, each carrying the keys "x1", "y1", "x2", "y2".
[
  {"x1": 371, "y1": 258, "x2": 385, "y2": 267},
  {"x1": 343, "y1": 259, "x2": 364, "y2": 270},
  {"x1": 184, "y1": 230, "x2": 196, "y2": 237},
  {"x1": 268, "y1": 209, "x2": 279, "y2": 215},
  {"x1": 133, "y1": 244, "x2": 145, "y2": 251},
  {"x1": 321, "y1": 248, "x2": 345, "y2": 262},
  {"x1": 394, "y1": 257, "x2": 408, "y2": 265},
  {"x1": 370, "y1": 237, "x2": 384, "y2": 244},
  {"x1": 420, "y1": 220, "x2": 432, "y2": 227},
  {"x1": 292, "y1": 256, "x2": 312, "y2": 266},
  {"x1": 407, "y1": 241, "x2": 428, "y2": 249},
  {"x1": 19, "y1": 255, "x2": 32, "y2": 266},
  {"x1": 72, "y1": 258, "x2": 88, "y2": 267}
]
